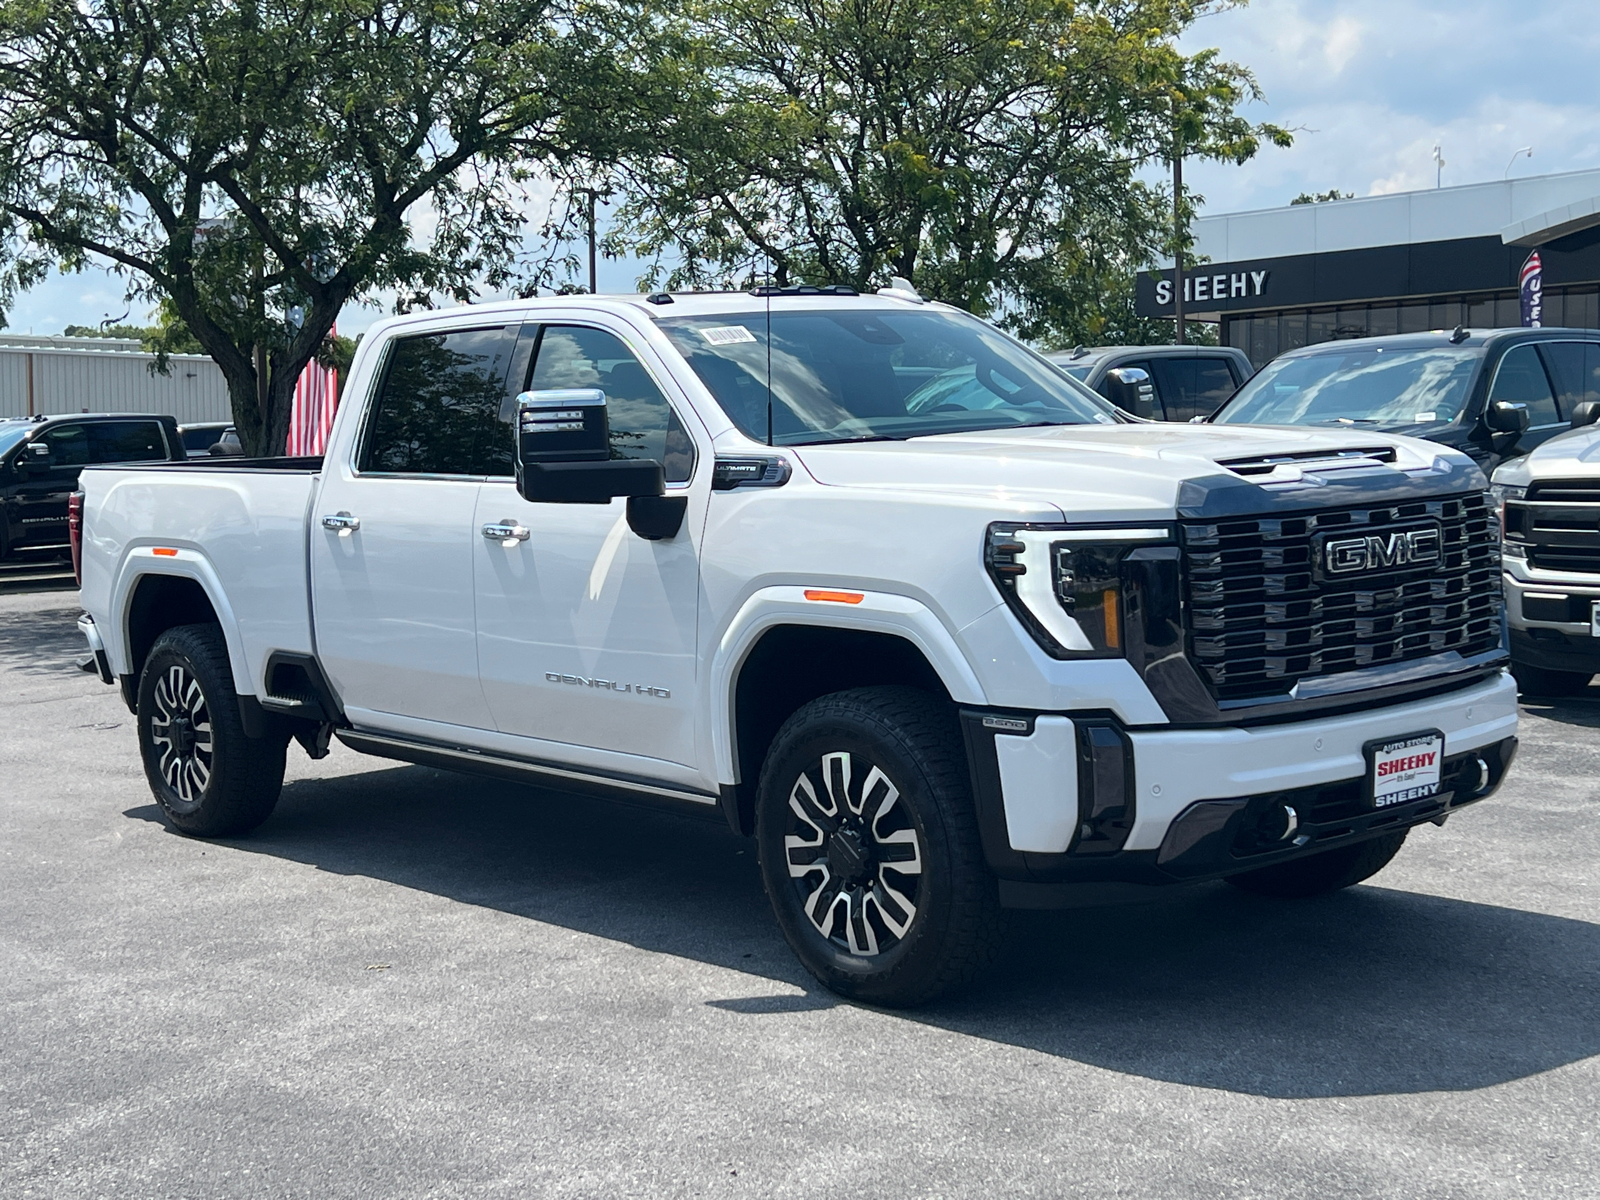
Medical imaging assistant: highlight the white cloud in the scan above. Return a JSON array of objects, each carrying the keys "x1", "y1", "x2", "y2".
[{"x1": 1177, "y1": 0, "x2": 1600, "y2": 213}]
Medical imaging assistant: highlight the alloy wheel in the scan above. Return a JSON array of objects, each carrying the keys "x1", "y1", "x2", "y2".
[
  {"x1": 149, "y1": 663, "x2": 213, "y2": 805},
  {"x1": 784, "y1": 750, "x2": 924, "y2": 957}
]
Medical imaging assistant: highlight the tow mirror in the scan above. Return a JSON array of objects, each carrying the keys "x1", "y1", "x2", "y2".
[
  {"x1": 1101, "y1": 367, "x2": 1155, "y2": 420},
  {"x1": 1484, "y1": 400, "x2": 1530, "y2": 436},
  {"x1": 15, "y1": 441, "x2": 50, "y2": 478},
  {"x1": 1569, "y1": 400, "x2": 1600, "y2": 429},
  {"x1": 514, "y1": 388, "x2": 684, "y2": 538}
]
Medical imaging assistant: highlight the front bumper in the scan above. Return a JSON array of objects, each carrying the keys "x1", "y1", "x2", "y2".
[
  {"x1": 961, "y1": 671, "x2": 1518, "y2": 898},
  {"x1": 1502, "y1": 561, "x2": 1600, "y2": 673}
]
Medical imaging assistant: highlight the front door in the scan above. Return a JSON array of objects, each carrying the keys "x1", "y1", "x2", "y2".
[
  {"x1": 8, "y1": 422, "x2": 90, "y2": 552},
  {"x1": 311, "y1": 321, "x2": 519, "y2": 732},
  {"x1": 472, "y1": 321, "x2": 707, "y2": 773}
]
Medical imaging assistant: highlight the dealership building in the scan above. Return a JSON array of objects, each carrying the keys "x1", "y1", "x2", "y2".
[{"x1": 1137, "y1": 166, "x2": 1600, "y2": 366}]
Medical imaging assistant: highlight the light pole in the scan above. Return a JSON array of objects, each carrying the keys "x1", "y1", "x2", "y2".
[
  {"x1": 1433, "y1": 143, "x2": 1446, "y2": 189},
  {"x1": 1173, "y1": 136, "x2": 1186, "y2": 345},
  {"x1": 1505, "y1": 147, "x2": 1533, "y2": 179}
]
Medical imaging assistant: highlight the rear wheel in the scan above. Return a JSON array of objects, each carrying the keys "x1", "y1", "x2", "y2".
[
  {"x1": 1225, "y1": 829, "x2": 1409, "y2": 899},
  {"x1": 137, "y1": 623, "x2": 287, "y2": 837},
  {"x1": 1511, "y1": 662, "x2": 1592, "y2": 697},
  {"x1": 755, "y1": 686, "x2": 1002, "y2": 1007}
]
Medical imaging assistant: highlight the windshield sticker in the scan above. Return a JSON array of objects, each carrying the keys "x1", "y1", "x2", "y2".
[
  {"x1": 1415, "y1": 411, "x2": 1437, "y2": 422},
  {"x1": 700, "y1": 325, "x2": 758, "y2": 346}
]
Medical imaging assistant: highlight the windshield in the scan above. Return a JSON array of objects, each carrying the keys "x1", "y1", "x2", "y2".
[
  {"x1": 657, "y1": 307, "x2": 1119, "y2": 444},
  {"x1": 0, "y1": 425, "x2": 32, "y2": 460},
  {"x1": 1215, "y1": 346, "x2": 1484, "y2": 426}
]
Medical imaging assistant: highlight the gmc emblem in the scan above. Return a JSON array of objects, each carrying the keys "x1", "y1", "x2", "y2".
[{"x1": 1320, "y1": 524, "x2": 1442, "y2": 577}]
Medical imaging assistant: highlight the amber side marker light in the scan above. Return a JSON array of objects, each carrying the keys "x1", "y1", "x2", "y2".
[
  {"x1": 804, "y1": 589, "x2": 865, "y2": 604},
  {"x1": 151, "y1": 547, "x2": 179, "y2": 557}
]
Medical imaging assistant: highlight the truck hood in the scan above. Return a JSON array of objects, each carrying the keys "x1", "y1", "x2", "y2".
[
  {"x1": 1492, "y1": 423, "x2": 1600, "y2": 487},
  {"x1": 791, "y1": 422, "x2": 1473, "y2": 521}
]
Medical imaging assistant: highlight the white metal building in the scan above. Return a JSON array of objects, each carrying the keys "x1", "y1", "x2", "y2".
[{"x1": 0, "y1": 333, "x2": 232, "y2": 423}]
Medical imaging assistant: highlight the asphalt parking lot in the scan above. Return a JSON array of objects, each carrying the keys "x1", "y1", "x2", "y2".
[{"x1": 3, "y1": 590, "x2": 1597, "y2": 1199}]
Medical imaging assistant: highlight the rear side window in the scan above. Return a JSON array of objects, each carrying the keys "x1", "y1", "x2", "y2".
[
  {"x1": 1538, "y1": 342, "x2": 1600, "y2": 414},
  {"x1": 1192, "y1": 358, "x2": 1240, "y2": 415},
  {"x1": 1488, "y1": 344, "x2": 1560, "y2": 428},
  {"x1": 362, "y1": 326, "x2": 516, "y2": 475},
  {"x1": 89, "y1": 421, "x2": 168, "y2": 463},
  {"x1": 527, "y1": 325, "x2": 694, "y2": 483},
  {"x1": 180, "y1": 426, "x2": 225, "y2": 452}
]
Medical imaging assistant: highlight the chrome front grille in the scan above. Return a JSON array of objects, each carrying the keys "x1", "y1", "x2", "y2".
[
  {"x1": 1509, "y1": 481, "x2": 1600, "y2": 574},
  {"x1": 1180, "y1": 493, "x2": 1502, "y2": 702}
]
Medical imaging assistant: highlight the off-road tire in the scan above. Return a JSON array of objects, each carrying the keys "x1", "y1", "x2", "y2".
[
  {"x1": 1225, "y1": 829, "x2": 1409, "y2": 899},
  {"x1": 1511, "y1": 662, "x2": 1593, "y2": 697},
  {"x1": 755, "y1": 686, "x2": 1002, "y2": 1007},
  {"x1": 137, "y1": 623, "x2": 287, "y2": 837}
]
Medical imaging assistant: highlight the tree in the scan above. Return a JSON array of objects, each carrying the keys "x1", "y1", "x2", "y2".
[
  {"x1": 612, "y1": 0, "x2": 1288, "y2": 339},
  {"x1": 0, "y1": 1, "x2": 633, "y2": 454},
  {"x1": 1292, "y1": 189, "x2": 1354, "y2": 205}
]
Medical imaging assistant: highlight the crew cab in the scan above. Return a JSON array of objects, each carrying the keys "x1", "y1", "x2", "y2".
[
  {"x1": 1491, "y1": 404, "x2": 1600, "y2": 695},
  {"x1": 1, "y1": 413, "x2": 183, "y2": 559},
  {"x1": 1209, "y1": 327, "x2": 1600, "y2": 470},
  {"x1": 75, "y1": 290, "x2": 1519, "y2": 1005}
]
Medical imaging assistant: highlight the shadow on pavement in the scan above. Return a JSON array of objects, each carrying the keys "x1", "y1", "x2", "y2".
[
  {"x1": 0, "y1": 603, "x2": 86, "y2": 676},
  {"x1": 124, "y1": 758, "x2": 1600, "y2": 1101},
  {"x1": 1517, "y1": 693, "x2": 1600, "y2": 728}
]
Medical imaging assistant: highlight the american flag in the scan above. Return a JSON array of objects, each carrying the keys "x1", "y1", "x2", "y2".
[{"x1": 287, "y1": 334, "x2": 339, "y2": 456}]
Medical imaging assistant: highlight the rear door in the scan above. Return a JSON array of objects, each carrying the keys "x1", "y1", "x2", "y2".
[{"x1": 310, "y1": 321, "x2": 519, "y2": 733}]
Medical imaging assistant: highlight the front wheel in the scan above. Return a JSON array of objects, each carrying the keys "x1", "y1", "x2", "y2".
[
  {"x1": 755, "y1": 686, "x2": 1002, "y2": 1007},
  {"x1": 1225, "y1": 829, "x2": 1409, "y2": 899},
  {"x1": 138, "y1": 623, "x2": 287, "y2": 837}
]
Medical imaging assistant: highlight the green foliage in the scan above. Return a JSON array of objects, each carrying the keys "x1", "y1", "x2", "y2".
[
  {"x1": 62, "y1": 324, "x2": 155, "y2": 341},
  {"x1": 1292, "y1": 189, "x2": 1354, "y2": 205},
  {"x1": 612, "y1": 0, "x2": 1289, "y2": 344},
  {"x1": 0, "y1": 1, "x2": 631, "y2": 453}
]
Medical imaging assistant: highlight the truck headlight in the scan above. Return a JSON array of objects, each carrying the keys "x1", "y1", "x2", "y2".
[
  {"x1": 1490, "y1": 483, "x2": 1527, "y2": 555},
  {"x1": 986, "y1": 524, "x2": 1174, "y2": 658}
]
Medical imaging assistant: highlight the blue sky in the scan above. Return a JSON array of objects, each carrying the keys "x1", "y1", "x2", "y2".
[{"x1": 7, "y1": 0, "x2": 1597, "y2": 335}]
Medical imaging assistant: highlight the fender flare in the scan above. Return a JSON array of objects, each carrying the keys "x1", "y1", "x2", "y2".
[
  {"x1": 108, "y1": 545, "x2": 256, "y2": 697},
  {"x1": 705, "y1": 586, "x2": 989, "y2": 784}
]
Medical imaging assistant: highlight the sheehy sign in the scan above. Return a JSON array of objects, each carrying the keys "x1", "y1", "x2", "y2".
[{"x1": 1154, "y1": 270, "x2": 1270, "y2": 306}]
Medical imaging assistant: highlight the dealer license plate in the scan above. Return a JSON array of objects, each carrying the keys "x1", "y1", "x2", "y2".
[{"x1": 1368, "y1": 732, "x2": 1444, "y2": 808}]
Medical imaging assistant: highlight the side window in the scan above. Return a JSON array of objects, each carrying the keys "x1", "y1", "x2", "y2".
[
  {"x1": 1542, "y1": 342, "x2": 1600, "y2": 415},
  {"x1": 88, "y1": 421, "x2": 168, "y2": 463},
  {"x1": 1191, "y1": 357, "x2": 1239, "y2": 417},
  {"x1": 1149, "y1": 358, "x2": 1199, "y2": 421},
  {"x1": 40, "y1": 424, "x2": 90, "y2": 467},
  {"x1": 1488, "y1": 345, "x2": 1560, "y2": 428},
  {"x1": 361, "y1": 326, "x2": 516, "y2": 475},
  {"x1": 528, "y1": 325, "x2": 695, "y2": 483}
]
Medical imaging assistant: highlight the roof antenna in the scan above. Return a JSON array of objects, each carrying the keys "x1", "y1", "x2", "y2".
[
  {"x1": 1449, "y1": 324, "x2": 1470, "y2": 344},
  {"x1": 765, "y1": 251, "x2": 774, "y2": 447}
]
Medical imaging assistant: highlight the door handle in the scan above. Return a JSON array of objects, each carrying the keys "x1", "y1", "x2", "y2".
[
  {"x1": 322, "y1": 511, "x2": 360, "y2": 536},
  {"x1": 482, "y1": 520, "x2": 530, "y2": 545}
]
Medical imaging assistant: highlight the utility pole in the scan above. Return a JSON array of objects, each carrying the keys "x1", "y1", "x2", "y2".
[
  {"x1": 576, "y1": 188, "x2": 602, "y2": 294},
  {"x1": 1173, "y1": 138, "x2": 1186, "y2": 346}
]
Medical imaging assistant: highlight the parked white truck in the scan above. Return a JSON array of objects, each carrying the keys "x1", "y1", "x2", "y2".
[
  {"x1": 75, "y1": 288, "x2": 1518, "y2": 1004},
  {"x1": 1493, "y1": 407, "x2": 1600, "y2": 695}
]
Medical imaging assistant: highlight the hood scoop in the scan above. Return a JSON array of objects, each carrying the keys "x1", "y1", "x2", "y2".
[{"x1": 1216, "y1": 446, "x2": 1397, "y2": 480}]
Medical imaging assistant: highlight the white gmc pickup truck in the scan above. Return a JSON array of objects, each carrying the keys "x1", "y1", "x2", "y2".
[{"x1": 75, "y1": 288, "x2": 1519, "y2": 1005}]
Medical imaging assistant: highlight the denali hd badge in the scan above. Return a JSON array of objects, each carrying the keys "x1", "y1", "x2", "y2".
[{"x1": 1316, "y1": 523, "x2": 1442, "y2": 579}]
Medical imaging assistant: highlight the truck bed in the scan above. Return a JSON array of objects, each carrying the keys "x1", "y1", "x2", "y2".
[{"x1": 78, "y1": 460, "x2": 322, "y2": 699}]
